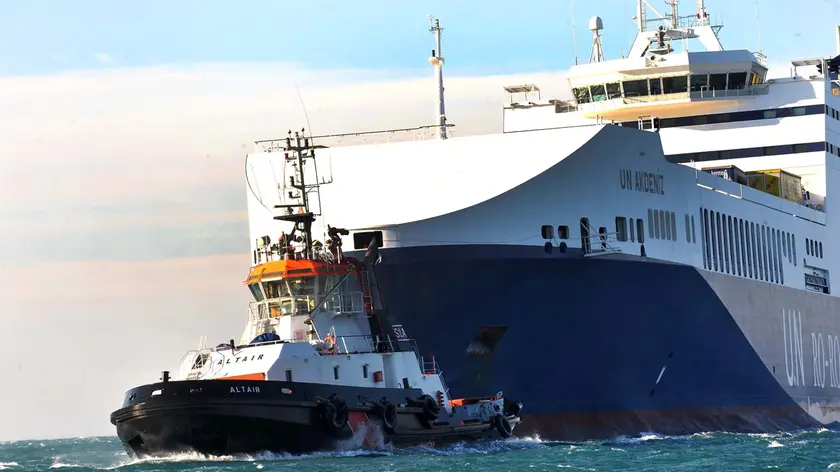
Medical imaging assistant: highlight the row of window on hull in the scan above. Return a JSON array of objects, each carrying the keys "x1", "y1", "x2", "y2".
[
  {"x1": 806, "y1": 237, "x2": 824, "y2": 259},
  {"x1": 542, "y1": 208, "x2": 700, "y2": 248},
  {"x1": 699, "y1": 207, "x2": 795, "y2": 284}
]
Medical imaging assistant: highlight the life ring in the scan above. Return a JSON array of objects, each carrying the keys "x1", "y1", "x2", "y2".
[
  {"x1": 380, "y1": 402, "x2": 398, "y2": 431},
  {"x1": 320, "y1": 397, "x2": 349, "y2": 433},
  {"x1": 494, "y1": 414, "x2": 512, "y2": 438}
]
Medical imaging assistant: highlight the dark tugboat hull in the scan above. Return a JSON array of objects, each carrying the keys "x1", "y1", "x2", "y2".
[{"x1": 110, "y1": 379, "x2": 522, "y2": 457}]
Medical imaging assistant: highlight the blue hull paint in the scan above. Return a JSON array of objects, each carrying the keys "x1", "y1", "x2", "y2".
[{"x1": 348, "y1": 244, "x2": 820, "y2": 439}]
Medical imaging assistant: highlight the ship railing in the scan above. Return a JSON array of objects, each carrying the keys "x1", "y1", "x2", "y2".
[
  {"x1": 580, "y1": 226, "x2": 623, "y2": 257},
  {"x1": 254, "y1": 244, "x2": 334, "y2": 264},
  {"x1": 319, "y1": 333, "x2": 417, "y2": 356},
  {"x1": 419, "y1": 355, "x2": 451, "y2": 399},
  {"x1": 254, "y1": 124, "x2": 457, "y2": 153},
  {"x1": 688, "y1": 85, "x2": 771, "y2": 99},
  {"x1": 323, "y1": 292, "x2": 365, "y2": 315},
  {"x1": 419, "y1": 356, "x2": 442, "y2": 375},
  {"x1": 177, "y1": 348, "x2": 223, "y2": 380}
]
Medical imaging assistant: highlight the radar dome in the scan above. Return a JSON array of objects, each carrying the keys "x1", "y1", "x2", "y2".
[{"x1": 589, "y1": 16, "x2": 603, "y2": 31}]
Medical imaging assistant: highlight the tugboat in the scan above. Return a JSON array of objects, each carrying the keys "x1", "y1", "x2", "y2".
[{"x1": 109, "y1": 130, "x2": 523, "y2": 458}]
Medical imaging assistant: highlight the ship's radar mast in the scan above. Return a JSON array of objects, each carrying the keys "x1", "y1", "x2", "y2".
[
  {"x1": 628, "y1": 0, "x2": 723, "y2": 58},
  {"x1": 270, "y1": 129, "x2": 325, "y2": 261},
  {"x1": 588, "y1": 16, "x2": 605, "y2": 63},
  {"x1": 428, "y1": 15, "x2": 447, "y2": 140}
]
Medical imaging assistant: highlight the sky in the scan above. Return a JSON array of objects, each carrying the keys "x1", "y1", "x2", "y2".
[{"x1": 0, "y1": 0, "x2": 837, "y2": 442}]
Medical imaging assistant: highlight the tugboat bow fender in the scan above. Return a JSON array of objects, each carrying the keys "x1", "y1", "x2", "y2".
[
  {"x1": 406, "y1": 394, "x2": 441, "y2": 421},
  {"x1": 376, "y1": 401, "x2": 398, "y2": 431},
  {"x1": 316, "y1": 395, "x2": 349, "y2": 433},
  {"x1": 494, "y1": 414, "x2": 513, "y2": 438}
]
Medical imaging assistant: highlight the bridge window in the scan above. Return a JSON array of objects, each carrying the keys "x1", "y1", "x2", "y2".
[
  {"x1": 591, "y1": 84, "x2": 606, "y2": 101},
  {"x1": 573, "y1": 87, "x2": 591, "y2": 104},
  {"x1": 623, "y1": 79, "x2": 648, "y2": 97},
  {"x1": 649, "y1": 78, "x2": 663, "y2": 95},
  {"x1": 728, "y1": 72, "x2": 748, "y2": 89},
  {"x1": 248, "y1": 284, "x2": 265, "y2": 302},
  {"x1": 709, "y1": 73, "x2": 727, "y2": 90},
  {"x1": 629, "y1": 218, "x2": 636, "y2": 242},
  {"x1": 690, "y1": 74, "x2": 709, "y2": 91},
  {"x1": 663, "y1": 76, "x2": 688, "y2": 94},
  {"x1": 606, "y1": 82, "x2": 621, "y2": 99}
]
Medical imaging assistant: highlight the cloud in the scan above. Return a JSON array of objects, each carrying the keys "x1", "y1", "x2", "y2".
[{"x1": 0, "y1": 62, "x2": 568, "y2": 264}]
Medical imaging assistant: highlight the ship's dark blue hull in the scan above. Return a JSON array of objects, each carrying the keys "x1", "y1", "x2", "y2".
[{"x1": 350, "y1": 244, "x2": 824, "y2": 440}]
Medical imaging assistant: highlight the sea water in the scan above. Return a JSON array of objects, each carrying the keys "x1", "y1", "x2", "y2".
[{"x1": 2, "y1": 428, "x2": 840, "y2": 471}]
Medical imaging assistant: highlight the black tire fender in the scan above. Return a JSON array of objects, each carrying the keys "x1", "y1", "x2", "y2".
[
  {"x1": 495, "y1": 414, "x2": 512, "y2": 438},
  {"x1": 381, "y1": 402, "x2": 398, "y2": 431}
]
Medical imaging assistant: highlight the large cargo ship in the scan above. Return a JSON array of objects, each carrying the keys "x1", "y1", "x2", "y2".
[{"x1": 242, "y1": 1, "x2": 840, "y2": 440}]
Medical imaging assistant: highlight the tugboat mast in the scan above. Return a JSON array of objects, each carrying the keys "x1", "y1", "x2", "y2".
[{"x1": 274, "y1": 129, "x2": 319, "y2": 260}]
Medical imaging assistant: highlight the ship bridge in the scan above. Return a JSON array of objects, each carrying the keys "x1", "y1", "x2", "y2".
[
  {"x1": 503, "y1": 0, "x2": 771, "y2": 124},
  {"x1": 560, "y1": 49, "x2": 769, "y2": 121}
]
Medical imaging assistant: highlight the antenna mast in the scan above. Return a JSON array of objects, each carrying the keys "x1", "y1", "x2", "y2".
[
  {"x1": 588, "y1": 16, "x2": 605, "y2": 63},
  {"x1": 273, "y1": 129, "x2": 320, "y2": 260},
  {"x1": 428, "y1": 15, "x2": 447, "y2": 140}
]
